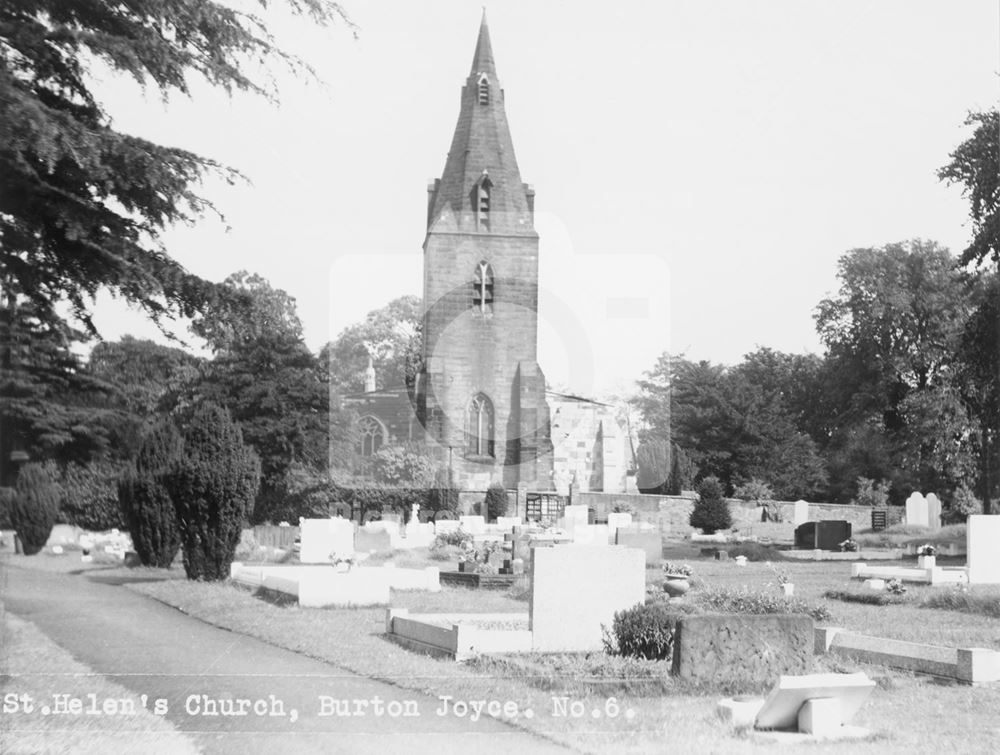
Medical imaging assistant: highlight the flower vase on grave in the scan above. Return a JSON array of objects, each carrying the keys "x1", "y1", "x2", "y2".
[
  {"x1": 918, "y1": 555, "x2": 935, "y2": 569},
  {"x1": 663, "y1": 577, "x2": 690, "y2": 597}
]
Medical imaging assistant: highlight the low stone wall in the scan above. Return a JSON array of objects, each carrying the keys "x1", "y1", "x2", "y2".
[
  {"x1": 672, "y1": 613, "x2": 813, "y2": 684},
  {"x1": 572, "y1": 491, "x2": 905, "y2": 537}
]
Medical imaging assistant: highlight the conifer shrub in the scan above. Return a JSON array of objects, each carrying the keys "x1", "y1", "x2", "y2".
[
  {"x1": 636, "y1": 439, "x2": 671, "y2": 494},
  {"x1": 689, "y1": 476, "x2": 731, "y2": 534},
  {"x1": 0, "y1": 486, "x2": 15, "y2": 529},
  {"x1": 10, "y1": 463, "x2": 60, "y2": 555},
  {"x1": 484, "y1": 483, "x2": 508, "y2": 521},
  {"x1": 164, "y1": 403, "x2": 260, "y2": 580},
  {"x1": 60, "y1": 461, "x2": 126, "y2": 531},
  {"x1": 118, "y1": 420, "x2": 184, "y2": 567}
]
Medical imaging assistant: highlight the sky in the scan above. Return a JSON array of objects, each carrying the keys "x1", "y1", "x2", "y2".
[{"x1": 85, "y1": 0, "x2": 999, "y2": 398}]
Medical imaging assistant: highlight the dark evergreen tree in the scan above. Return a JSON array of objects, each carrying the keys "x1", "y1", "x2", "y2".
[
  {"x1": 164, "y1": 403, "x2": 260, "y2": 580},
  {"x1": 484, "y1": 483, "x2": 508, "y2": 522},
  {"x1": 635, "y1": 439, "x2": 671, "y2": 494},
  {"x1": 689, "y1": 476, "x2": 731, "y2": 534},
  {"x1": 10, "y1": 462, "x2": 59, "y2": 555},
  {"x1": 118, "y1": 420, "x2": 184, "y2": 568}
]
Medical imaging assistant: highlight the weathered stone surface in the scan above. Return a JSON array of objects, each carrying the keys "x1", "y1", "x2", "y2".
[{"x1": 672, "y1": 614, "x2": 813, "y2": 683}]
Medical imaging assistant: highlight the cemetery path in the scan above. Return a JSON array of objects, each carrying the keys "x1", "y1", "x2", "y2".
[{"x1": 1, "y1": 564, "x2": 574, "y2": 755}]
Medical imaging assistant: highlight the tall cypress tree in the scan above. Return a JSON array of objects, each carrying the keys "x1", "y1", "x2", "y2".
[
  {"x1": 118, "y1": 419, "x2": 184, "y2": 568},
  {"x1": 165, "y1": 403, "x2": 260, "y2": 581}
]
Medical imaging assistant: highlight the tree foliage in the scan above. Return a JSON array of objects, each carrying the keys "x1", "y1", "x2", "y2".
[
  {"x1": 323, "y1": 296, "x2": 423, "y2": 392},
  {"x1": 0, "y1": 0, "x2": 351, "y2": 336},
  {"x1": 0, "y1": 300, "x2": 121, "y2": 483},
  {"x1": 689, "y1": 476, "x2": 731, "y2": 534},
  {"x1": 938, "y1": 110, "x2": 1000, "y2": 269},
  {"x1": 118, "y1": 419, "x2": 183, "y2": 567},
  {"x1": 9, "y1": 462, "x2": 60, "y2": 555},
  {"x1": 484, "y1": 482, "x2": 508, "y2": 521},
  {"x1": 635, "y1": 438, "x2": 670, "y2": 493},
  {"x1": 164, "y1": 403, "x2": 260, "y2": 580}
]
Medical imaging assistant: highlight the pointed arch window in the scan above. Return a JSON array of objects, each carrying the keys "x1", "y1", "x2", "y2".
[
  {"x1": 358, "y1": 415, "x2": 386, "y2": 457},
  {"x1": 474, "y1": 173, "x2": 492, "y2": 229},
  {"x1": 477, "y1": 73, "x2": 490, "y2": 105},
  {"x1": 473, "y1": 260, "x2": 494, "y2": 314},
  {"x1": 467, "y1": 393, "x2": 494, "y2": 457}
]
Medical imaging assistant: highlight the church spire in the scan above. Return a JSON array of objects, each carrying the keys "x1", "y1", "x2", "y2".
[
  {"x1": 426, "y1": 13, "x2": 535, "y2": 236},
  {"x1": 470, "y1": 10, "x2": 496, "y2": 76}
]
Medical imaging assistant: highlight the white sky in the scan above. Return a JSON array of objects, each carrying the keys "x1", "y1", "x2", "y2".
[{"x1": 86, "y1": 0, "x2": 999, "y2": 398}]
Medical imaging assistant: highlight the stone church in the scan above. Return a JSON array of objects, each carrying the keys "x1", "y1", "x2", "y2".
[{"x1": 342, "y1": 16, "x2": 629, "y2": 495}]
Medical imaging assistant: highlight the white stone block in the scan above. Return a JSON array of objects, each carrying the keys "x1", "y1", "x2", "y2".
[
  {"x1": 797, "y1": 697, "x2": 842, "y2": 735},
  {"x1": 607, "y1": 512, "x2": 633, "y2": 532},
  {"x1": 967, "y1": 515, "x2": 1000, "y2": 584},
  {"x1": 793, "y1": 500, "x2": 810, "y2": 525},
  {"x1": 299, "y1": 517, "x2": 354, "y2": 564},
  {"x1": 863, "y1": 579, "x2": 885, "y2": 590},
  {"x1": 905, "y1": 492, "x2": 928, "y2": 527},
  {"x1": 459, "y1": 515, "x2": 485, "y2": 535}
]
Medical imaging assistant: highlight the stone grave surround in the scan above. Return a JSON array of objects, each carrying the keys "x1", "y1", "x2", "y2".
[
  {"x1": 753, "y1": 672, "x2": 875, "y2": 735},
  {"x1": 529, "y1": 545, "x2": 645, "y2": 651}
]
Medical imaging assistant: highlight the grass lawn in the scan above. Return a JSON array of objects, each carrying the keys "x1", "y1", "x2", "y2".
[
  {"x1": 0, "y1": 608, "x2": 198, "y2": 755},
  {"x1": 7, "y1": 544, "x2": 1000, "y2": 753}
]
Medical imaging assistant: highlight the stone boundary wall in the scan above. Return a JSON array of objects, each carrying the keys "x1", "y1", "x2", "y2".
[{"x1": 572, "y1": 491, "x2": 904, "y2": 537}]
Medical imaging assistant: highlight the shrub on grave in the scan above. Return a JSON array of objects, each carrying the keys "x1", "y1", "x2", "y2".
[
  {"x1": 723, "y1": 543, "x2": 786, "y2": 562},
  {"x1": 689, "y1": 476, "x2": 731, "y2": 534},
  {"x1": 694, "y1": 586, "x2": 831, "y2": 622},
  {"x1": 484, "y1": 483, "x2": 508, "y2": 521},
  {"x1": 604, "y1": 602, "x2": 698, "y2": 661},
  {"x1": 163, "y1": 403, "x2": 260, "y2": 581},
  {"x1": 60, "y1": 461, "x2": 127, "y2": 531},
  {"x1": 118, "y1": 419, "x2": 184, "y2": 568},
  {"x1": 944, "y1": 483, "x2": 982, "y2": 524},
  {"x1": 9, "y1": 463, "x2": 60, "y2": 555}
]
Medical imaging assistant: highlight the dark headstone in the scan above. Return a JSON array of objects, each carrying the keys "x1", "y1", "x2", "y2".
[
  {"x1": 124, "y1": 551, "x2": 142, "y2": 567},
  {"x1": 715, "y1": 550, "x2": 729, "y2": 561},
  {"x1": 794, "y1": 521, "x2": 852, "y2": 550},
  {"x1": 871, "y1": 509, "x2": 888, "y2": 532}
]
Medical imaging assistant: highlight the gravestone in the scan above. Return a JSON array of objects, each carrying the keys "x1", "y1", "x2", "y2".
[
  {"x1": 794, "y1": 521, "x2": 851, "y2": 550},
  {"x1": 299, "y1": 517, "x2": 355, "y2": 563},
  {"x1": 754, "y1": 672, "x2": 875, "y2": 732},
  {"x1": 967, "y1": 515, "x2": 1000, "y2": 584},
  {"x1": 459, "y1": 515, "x2": 486, "y2": 535},
  {"x1": 355, "y1": 527, "x2": 392, "y2": 553},
  {"x1": 0, "y1": 530, "x2": 16, "y2": 554},
  {"x1": 607, "y1": 512, "x2": 633, "y2": 532},
  {"x1": 615, "y1": 527, "x2": 662, "y2": 563},
  {"x1": 572, "y1": 524, "x2": 610, "y2": 546},
  {"x1": 905, "y1": 492, "x2": 929, "y2": 527},
  {"x1": 530, "y1": 545, "x2": 645, "y2": 651},
  {"x1": 925, "y1": 493, "x2": 942, "y2": 530},
  {"x1": 870, "y1": 509, "x2": 888, "y2": 532},
  {"x1": 793, "y1": 501, "x2": 809, "y2": 526},
  {"x1": 559, "y1": 504, "x2": 589, "y2": 533},
  {"x1": 496, "y1": 516, "x2": 523, "y2": 530}
]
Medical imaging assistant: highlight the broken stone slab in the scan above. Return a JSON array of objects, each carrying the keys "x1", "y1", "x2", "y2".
[{"x1": 754, "y1": 672, "x2": 875, "y2": 732}]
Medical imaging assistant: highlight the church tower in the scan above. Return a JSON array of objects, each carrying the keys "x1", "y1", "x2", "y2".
[{"x1": 419, "y1": 14, "x2": 553, "y2": 490}]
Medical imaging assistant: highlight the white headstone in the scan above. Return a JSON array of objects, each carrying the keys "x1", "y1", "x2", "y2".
[
  {"x1": 559, "y1": 504, "x2": 589, "y2": 533},
  {"x1": 459, "y1": 515, "x2": 485, "y2": 535},
  {"x1": 793, "y1": 500, "x2": 809, "y2": 526},
  {"x1": 607, "y1": 512, "x2": 633, "y2": 532},
  {"x1": 905, "y1": 493, "x2": 929, "y2": 527},
  {"x1": 530, "y1": 545, "x2": 645, "y2": 651},
  {"x1": 925, "y1": 493, "x2": 942, "y2": 530},
  {"x1": 495, "y1": 516, "x2": 523, "y2": 530},
  {"x1": 967, "y1": 515, "x2": 1000, "y2": 584},
  {"x1": 299, "y1": 517, "x2": 355, "y2": 563}
]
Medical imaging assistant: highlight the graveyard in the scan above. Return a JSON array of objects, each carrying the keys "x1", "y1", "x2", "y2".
[{"x1": 5, "y1": 499, "x2": 1000, "y2": 754}]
